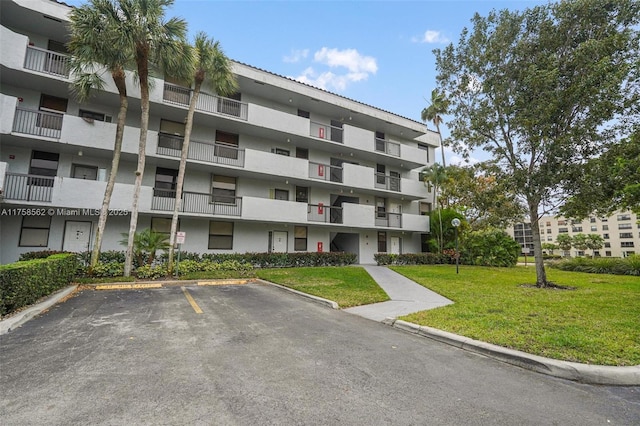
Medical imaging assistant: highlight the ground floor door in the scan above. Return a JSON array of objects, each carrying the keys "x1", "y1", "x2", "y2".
[
  {"x1": 390, "y1": 236, "x2": 401, "y2": 255},
  {"x1": 271, "y1": 231, "x2": 288, "y2": 252},
  {"x1": 63, "y1": 221, "x2": 92, "y2": 253}
]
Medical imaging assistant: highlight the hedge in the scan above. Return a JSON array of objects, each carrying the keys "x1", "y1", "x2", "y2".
[
  {"x1": 0, "y1": 253, "x2": 79, "y2": 317},
  {"x1": 548, "y1": 255, "x2": 640, "y2": 276},
  {"x1": 374, "y1": 252, "x2": 454, "y2": 265}
]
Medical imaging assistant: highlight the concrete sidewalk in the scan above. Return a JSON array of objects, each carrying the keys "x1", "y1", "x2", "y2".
[{"x1": 343, "y1": 265, "x2": 453, "y2": 321}]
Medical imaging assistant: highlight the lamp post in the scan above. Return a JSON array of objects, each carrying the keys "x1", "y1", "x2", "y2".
[{"x1": 451, "y1": 218, "x2": 461, "y2": 274}]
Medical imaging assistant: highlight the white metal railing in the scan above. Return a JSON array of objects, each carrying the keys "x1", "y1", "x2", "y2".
[
  {"x1": 162, "y1": 83, "x2": 248, "y2": 120},
  {"x1": 13, "y1": 108, "x2": 63, "y2": 139},
  {"x1": 3, "y1": 172, "x2": 55, "y2": 202},
  {"x1": 24, "y1": 46, "x2": 70, "y2": 78},
  {"x1": 310, "y1": 121, "x2": 344, "y2": 143},
  {"x1": 374, "y1": 173, "x2": 401, "y2": 192},
  {"x1": 374, "y1": 137, "x2": 401, "y2": 157},
  {"x1": 156, "y1": 133, "x2": 245, "y2": 167},
  {"x1": 308, "y1": 161, "x2": 343, "y2": 183},
  {"x1": 151, "y1": 189, "x2": 242, "y2": 216}
]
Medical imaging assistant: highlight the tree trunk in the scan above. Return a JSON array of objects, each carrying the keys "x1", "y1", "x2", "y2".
[
  {"x1": 167, "y1": 80, "x2": 202, "y2": 274},
  {"x1": 436, "y1": 121, "x2": 446, "y2": 169},
  {"x1": 90, "y1": 69, "x2": 127, "y2": 270},
  {"x1": 528, "y1": 202, "x2": 549, "y2": 287},
  {"x1": 124, "y1": 53, "x2": 150, "y2": 277}
]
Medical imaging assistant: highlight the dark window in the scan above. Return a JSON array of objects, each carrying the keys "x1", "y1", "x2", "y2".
[
  {"x1": 294, "y1": 226, "x2": 307, "y2": 251},
  {"x1": 79, "y1": 109, "x2": 111, "y2": 122},
  {"x1": 19, "y1": 216, "x2": 51, "y2": 247},
  {"x1": 421, "y1": 233, "x2": 429, "y2": 252},
  {"x1": 375, "y1": 131, "x2": 385, "y2": 152},
  {"x1": 30, "y1": 150, "x2": 59, "y2": 177},
  {"x1": 621, "y1": 241, "x2": 635, "y2": 247},
  {"x1": 274, "y1": 189, "x2": 289, "y2": 201},
  {"x1": 330, "y1": 119, "x2": 343, "y2": 143},
  {"x1": 272, "y1": 148, "x2": 290, "y2": 156},
  {"x1": 297, "y1": 109, "x2": 310, "y2": 119},
  {"x1": 211, "y1": 175, "x2": 237, "y2": 204},
  {"x1": 419, "y1": 202, "x2": 431, "y2": 215},
  {"x1": 618, "y1": 223, "x2": 632, "y2": 230},
  {"x1": 296, "y1": 147, "x2": 309, "y2": 159},
  {"x1": 215, "y1": 130, "x2": 239, "y2": 159},
  {"x1": 617, "y1": 214, "x2": 631, "y2": 221},
  {"x1": 296, "y1": 186, "x2": 309, "y2": 203},
  {"x1": 378, "y1": 231, "x2": 387, "y2": 252},
  {"x1": 619, "y1": 233, "x2": 633, "y2": 239},
  {"x1": 72, "y1": 164, "x2": 98, "y2": 180},
  {"x1": 209, "y1": 221, "x2": 233, "y2": 249},
  {"x1": 151, "y1": 217, "x2": 178, "y2": 238},
  {"x1": 417, "y1": 143, "x2": 430, "y2": 162},
  {"x1": 376, "y1": 164, "x2": 386, "y2": 185},
  {"x1": 39, "y1": 94, "x2": 68, "y2": 113},
  {"x1": 154, "y1": 167, "x2": 178, "y2": 197},
  {"x1": 603, "y1": 225, "x2": 609, "y2": 230}
]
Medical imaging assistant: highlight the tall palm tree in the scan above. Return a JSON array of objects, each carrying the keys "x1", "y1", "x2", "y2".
[
  {"x1": 67, "y1": 0, "x2": 133, "y2": 270},
  {"x1": 167, "y1": 33, "x2": 237, "y2": 274},
  {"x1": 114, "y1": 0, "x2": 191, "y2": 276},
  {"x1": 421, "y1": 163, "x2": 448, "y2": 253},
  {"x1": 421, "y1": 89, "x2": 450, "y2": 168}
]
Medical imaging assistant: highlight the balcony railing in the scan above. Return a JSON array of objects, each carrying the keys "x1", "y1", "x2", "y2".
[
  {"x1": 13, "y1": 108, "x2": 64, "y2": 139},
  {"x1": 374, "y1": 137, "x2": 401, "y2": 157},
  {"x1": 151, "y1": 189, "x2": 242, "y2": 216},
  {"x1": 157, "y1": 133, "x2": 246, "y2": 167},
  {"x1": 3, "y1": 172, "x2": 54, "y2": 202},
  {"x1": 375, "y1": 212, "x2": 402, "y2": 228},
  {"x1": 307, "y1": 203, "x2": 343, "y2": 224},
  {"x1": 308, "y1": 161, "x2": 343, "y2": 183},
  {"x1": 310, "y1": 121, "x2": 343, "y2": 143},
  {"x1": 162, "y1": 83, "x2": 248, "y2": 120},
  {"x1": 375, "y1": 173, "x2": 401, "y2": 192},
  {"x1": 24, "y1": 46, "x2": 70, "y2": 78}
]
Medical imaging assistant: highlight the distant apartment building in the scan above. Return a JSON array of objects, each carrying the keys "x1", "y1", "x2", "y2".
[
  {"x1": 509, "y1": 211, "x2": 639, "y2": 258},
  {"x1": 0, "y1": 0, "x2": 438, "y2": 264}
]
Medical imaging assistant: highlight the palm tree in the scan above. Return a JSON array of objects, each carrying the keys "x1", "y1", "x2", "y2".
[
  {"x1": 114, "y1": 0, "x2": 192, "y2": 276},
  {"x1": 167, "y1": 32, "x2": 237, "y2": 274},
  {"x1": 68, "y1": 0, "x2": 133, "y2": 271},
  {"x1": 421, "y1": 89, "x2": 450, "y2": 168},
  {"x1": 421, "y1": 163, "x2": 448, "y2": 253},
  {"x1": 120, "y1": 228, "x2": 170, "y2": 266}
]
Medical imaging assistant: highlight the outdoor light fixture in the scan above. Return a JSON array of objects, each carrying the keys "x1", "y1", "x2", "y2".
[{"x1": 452, "y1": 218, "x2": 461, "y2": 274}]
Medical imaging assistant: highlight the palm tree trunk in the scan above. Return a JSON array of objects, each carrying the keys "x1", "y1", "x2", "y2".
[
  {"x1": 124, "y1": 55, "x2": 150, "y2": 277},
  {"x1": 90, "y1": 70, "x2": 127, "y2": 270},
  {"x1": 167, "y1": 80, "x2": 202, "y2": 274},
  {"x1": 436, "y1": 121, "x2": 446, "y2": 169}
]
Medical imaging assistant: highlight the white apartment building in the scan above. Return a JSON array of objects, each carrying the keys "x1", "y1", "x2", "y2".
[
  {"x1": 510, "y1": 211, "x2": 639, "y2": 258},
  {"x1": 0, "y1": 0, "x2": 438, "y2": 264}
]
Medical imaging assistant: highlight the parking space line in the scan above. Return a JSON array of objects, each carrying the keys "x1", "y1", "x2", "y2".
[{"x1": 181, "y1": 286, "x2": 203, "y2": 314}]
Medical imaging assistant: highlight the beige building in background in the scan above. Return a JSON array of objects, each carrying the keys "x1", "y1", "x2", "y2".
[{"x1": 510, "y1": 211, "x2": 639, "y2": 258}]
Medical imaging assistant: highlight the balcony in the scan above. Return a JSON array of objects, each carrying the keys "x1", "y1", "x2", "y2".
[
  {"x1": 309, "y1": 161, "x2": 343, "y2": 183},
  {"x1": 162, "y1": 83, "x2": 248, "y2": 120},
  {"x1": 374, "y1": 137, "x2": 401, "y2": 157},
  {"x1": 23, "y1": 46, "x2": 70, "y2": 78},
  {"x1": 13, "y1": 108, "x2": 63, "y2": 139},
  {"x1": 375, "y1": 212, "x2": 403, "y2": 228},
  {"x1": 375, "y1": 173, "x2": 401, "y2": 192},
  {"x1": 241, "y1": 197, "x2": 307, "y2": 223},
  {"x1": 3, "y1": 173, "x2": 54, "y2": 202},
  {"x1": 151, "y1": 189, "x2": 242, "y2": 216},
  {"x1": 156, "y1": 133, "x2": 246, "y2": 167},
  {"x1": 310, "y1": 121, "x2": 343, "y2": 143},
  {"x1": 307, "y1": 203, "x2": 343, "y2": 224}
]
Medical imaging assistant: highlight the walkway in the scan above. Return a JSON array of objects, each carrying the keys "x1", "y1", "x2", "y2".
[{"x1": 343, "y1": 265, "x2": 453, "y2": 321}]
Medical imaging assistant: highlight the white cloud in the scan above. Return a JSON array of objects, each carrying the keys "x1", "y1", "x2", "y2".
[
  {"x1": 412, "y1": 30, "x2": 449, "y2": 44},
  {"x1": 290, "y1": 47, "x2": 378, "y2": 92},
  {"x1": 283, "y1": 49, "x2": 309, "y2": 63}
]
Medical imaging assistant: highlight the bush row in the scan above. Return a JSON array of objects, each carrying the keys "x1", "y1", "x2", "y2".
[
  {"x1": 0, "y1": 254, "x2": 78, "y2": 317},
  {"x1": 374, "y1": 253, "x2": 455, "y2": 265},
  {"x1": 548, "y1": 255, "x2": 640, "y2": 276}
]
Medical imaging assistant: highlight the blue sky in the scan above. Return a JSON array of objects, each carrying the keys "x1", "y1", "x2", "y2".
[{"x1": 65, "y1": 0, "x2": 550, "y2": 164}]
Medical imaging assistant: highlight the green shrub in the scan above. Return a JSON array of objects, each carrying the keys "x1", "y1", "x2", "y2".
[
  {"x1": 374, "y1": 252, "x2": 454, "y2": 265},
  {"x1": 18, "y1": 250, "x2": 67, "y2": 261},
  {"x1": 0, "y1": 253, "x2": 78, "y2": 317},
  {"x1": 135, "y1": 264, "x2": 168, "y2": 280},
  {"x1": 200, "y1": 252, "x2": 356, "y2": 268},
  {"x1": 460, "y1": 228, "x2": 520, "y2": 267},
  {"x1": 549, "y1": 255, "x2": 640, "y2": 276}
]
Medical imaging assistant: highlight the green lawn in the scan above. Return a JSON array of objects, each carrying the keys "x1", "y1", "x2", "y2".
[
  {"x1": 391, "y1": 265, "x2": 640, "y2": 366},
  {"x1": 256, "y1": 266, "x2": 389, "y2": 308}
]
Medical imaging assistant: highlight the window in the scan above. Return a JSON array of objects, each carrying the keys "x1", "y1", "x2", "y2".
[
  {"x1": 557, "y1": 220, "x2": 567, "y2": 226},
  {"x1": 547, "y1": 236, "x2": 553, "y2": 241},
  {"x1": 602, "y1": 225, "x2": 609, "y2": 230},
  {"x1": 297, "y1": 109, "x2": 310, "y2": 119},
  {"x1": 546, "y1": 221, "x2": 551, "y2": 227},
  {"x1": 601, "y1": 217, "x2": 608, "y2": 222},
  {"x1": 72, "y1": 164, "x2": 98, "y2": 180},
  {"x1": 603, "y1": 233, "x2": 609, "y2": 239},
  {"x1": 604, "y1": 242, "x2": 611, "y2": 248},
  {"x1": 619, "y1": 233, "x2": 633, "y2": 239},
  {"x1": 376, "y1": 164, "x2": 386, "y2": 185},
  {"x1": 419, "y1": 202, "x2": 431, "y2": 215},
  {"x1": 421, "y1": 233, "x2": 429, "y2": 252},
  {"x1": 375, "y1": 131, "x2": 386, "y2": 152},
  {"x1": 79, "y1": 109, "x2": 111, "y2": 122},
  {"x1": 572, "y1": 226, "x2": 583, "y2": 232},
  {"x1": 272, "y1": 147, "x2": 290, "y2": 156},
  {"x1": 417, "y1": 143, "x2": 430, "y2": 162},
  {"x1": 590, "y1": 217, "x2": 596, "y2": 223},
  {"x1": 274, "y1": 189, "x2": 289, "y2": 201},
  {"x1": 159, "y1": 119, "x2": 186, "y2": 151},
  {"x1": 215, "y1": 130, "x2": 239, "y2": 159},
  {"x1": 19, "y1": 216, "x2": 51, "y2": 247},
  {"x1": 151, "y1": 217, "x2": 177, "y2": 237},
  {"x1": 546, "y1": 229, "x2": 552, "y2": 234},
  {"x1": 330, "y1": 120, "x2": 343, "y2": 143},
  {"x1": 296, "y1": 147, "x2": 309, "y2": 159},
  {"x1": 154, "y1": 167, "x2": 178, "y2": 197},
  {"x1": 294, "y1": 226, "x2": 307, "y2": 251},
  {"x1": 296, "y1": 186, "x2": 309, "y2": 203},
  {"x1": 617, "y1": 214, "x2": 631, "y2": 221},
  {"x1": 30, "y1": 150, "x2": 59, "y2": 178},
  {"x1": 389, "y1": 171, "x2": 401, "y2": 192},
  {"x1": 590, "y1": 226, "x2": 597, "y2": 232},
  {"x1": 211, "y1": 175, "x2": 237, "y2": 204},
  {"x1": 606, "y1": 251, "x2": 611, "y2": 256},
  {"x1": 558, "y1": 228, "x2": 568, "y2": 233},
  {"x1": 618, "y1": 223, "x2": 632, "y2": 230},
  {"x1": 621, "y1": 241, "x2": 635, "y2": 247},
  {"x1": 208, "y1": 221, "x2": 233, "y2": 249},
  {"x1": 376, "y1": 198, "x2": 386, "y2": 219},
  {"x1": 378, "y1": 231, "x2": 387, "y2": 252}
]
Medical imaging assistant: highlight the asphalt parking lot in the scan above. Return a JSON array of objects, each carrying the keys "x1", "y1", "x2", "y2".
[{"x1": 1, "y1": 283, "x2": 639, "y2": 425}]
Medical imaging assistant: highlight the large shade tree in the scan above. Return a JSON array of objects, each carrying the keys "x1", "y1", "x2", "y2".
[
  {"x1": 433, "y1": 0, "x2": 639, "y2": 287},
  {"x1": 167, "y1": 32, "x2": 237, "y2": 273},
  {"x1": 114, "y1": 0, "x2": 191, "y2": 276},
  {"x1": 68, "y1": 0, "x2": 134, "y2": 270}
]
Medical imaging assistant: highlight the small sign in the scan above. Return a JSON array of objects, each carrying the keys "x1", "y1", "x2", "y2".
[
  {"x1": 522, "y1": 247, "x2": 530, "y2": 254},
  {"x1": 176, "y1": 231, "x2": 186, "y2": 244}
]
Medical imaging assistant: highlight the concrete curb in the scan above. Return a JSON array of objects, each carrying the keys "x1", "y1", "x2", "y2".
[
  {"x1": 257, "y1": 279, "x2": 340, "y2": 310},
  {"x1": 386, "y1": 318, "x2": 640, "y2": 386},
  {"x1": 0, "y1": 285, "x2": 78, "y2": 336}
]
